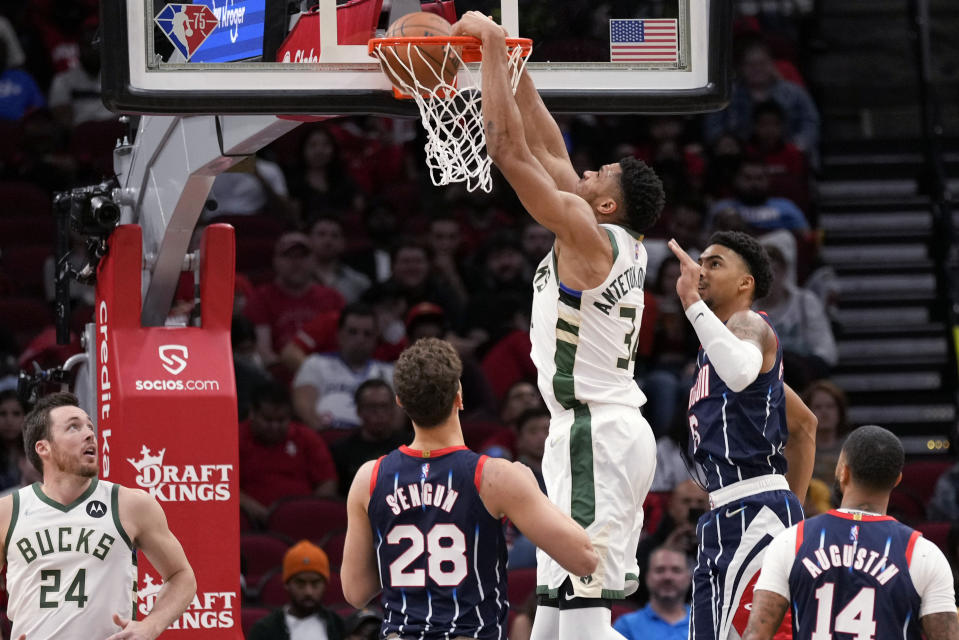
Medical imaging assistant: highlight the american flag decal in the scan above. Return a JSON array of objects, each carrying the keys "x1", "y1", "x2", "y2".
[{"x1": 609, "y1": 18, "x2": 679, "y2": 63}]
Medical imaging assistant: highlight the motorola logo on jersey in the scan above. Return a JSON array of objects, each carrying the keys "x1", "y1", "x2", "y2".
[
  {"x1": 127, "y1": 445, "x2": 232, "y2": 502},
  {"x1": 139, "y1": 572, "x2": 236, "y2": 629},
  {"x1": 158, "y1": 344, "x2": 189, "y2": 375},
  {"x1": 86, "y1": 501, "x2": 107, "y2": 518}
]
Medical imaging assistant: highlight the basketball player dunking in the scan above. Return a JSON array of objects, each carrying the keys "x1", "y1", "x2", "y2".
[
  {"x1": 452, "y1": 12, "x2": 666, "y2": 640},
  {"x1": 341, "y1": 338, "x2": 598, "y2": 640},
  {"x1": 745, "y1": 425, "x2": 959, "y2": 640},
  {"x1": 669, "y1": 232, "x2": 817, "y2": 640},
  {"x1": 0, "y1": 392, "x2": 196, "y2": 640}
]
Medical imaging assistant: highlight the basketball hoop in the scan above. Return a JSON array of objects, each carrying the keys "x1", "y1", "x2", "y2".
[{"x1": 369, "y1": 36, "x2": 533, "y2": 193}]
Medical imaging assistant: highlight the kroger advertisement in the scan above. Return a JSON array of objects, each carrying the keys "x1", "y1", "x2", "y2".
[{"x1": 191, "y1": 0, "x2": 266, "y2": 62}]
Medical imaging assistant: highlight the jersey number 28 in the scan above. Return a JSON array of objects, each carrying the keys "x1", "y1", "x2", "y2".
[{"x1": 387, "y1": 524, "x2": 468, "y2": 587}]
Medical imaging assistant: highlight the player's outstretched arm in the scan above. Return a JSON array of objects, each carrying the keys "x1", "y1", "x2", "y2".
[
  {"x1": 783, "y1": 383, "x2": 816, "y2": 503},
  {"x1": 514, "y1": 71, "x2": 579, "y2": 192},
  {"x1": 341, "y1": 460, "x2": 382, "y2": 608},
  {"x1": 451, "y1": 13, "x2": 608, "y2": 257},
  {"x1": 112, "y1": 487, "x2": 196, "y2": 640},
  {"x1": 478, "y1": 458, "x2": 598, "y2": 578},
  {"x1": 741, "y1": 589, "x2": 790, "y2": 640}
]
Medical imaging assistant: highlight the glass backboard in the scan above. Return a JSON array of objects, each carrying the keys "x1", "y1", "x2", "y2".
[{"x1": 102, "y1": 0, "x2": 731, "y2": 116}]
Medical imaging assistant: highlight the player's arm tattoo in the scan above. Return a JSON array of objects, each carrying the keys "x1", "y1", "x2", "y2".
[
  {"x1": 725, "y1": 311, "x2": 769, "y2": 348},
  {"x1": 921, "y1": 611, "x2": 959, "y2": 640},
  {"x1": 742, "y1": 589, "x2": 790, "y2": 640}
]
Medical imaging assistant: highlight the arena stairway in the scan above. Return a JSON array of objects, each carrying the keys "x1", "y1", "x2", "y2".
[{"x1": 807, "y1": 0, "x2": 959, "y2": 453}]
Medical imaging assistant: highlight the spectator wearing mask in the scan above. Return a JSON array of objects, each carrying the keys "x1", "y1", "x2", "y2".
[
  {"x1": 238, "y1": 382, "x2": 338, "y2": 526},
  {"x1": 232, "y1": 315, "x2": 272, "y2": 421},
  {"x1": 426, "y1": 216, "x2": 469, "y2": 311},
  {"x1": 247, "y1": 540, "x2": 345, "y2": 640},
  {"x1": 292, "y1": 303, "x2": 393, "y2": 430},
  {"x1": 614, "y1": 547, "x2": 692, "y2": 640},
  {"x1": 634, "y1": 479, "x2": 709, "y2": 605},
  {"x1": 246, "y1": 232, "x2": 345, "y2": 366}
]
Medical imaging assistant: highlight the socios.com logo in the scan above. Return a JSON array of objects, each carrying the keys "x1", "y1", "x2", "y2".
[{"x1": 158, "y1": 345, "x2": 189, "y2": 375}]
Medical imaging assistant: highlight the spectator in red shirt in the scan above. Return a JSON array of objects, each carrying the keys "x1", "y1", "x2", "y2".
[
  {"x1": 238, "y1": 381, "x2": 338, "y2": 526},
  {"x1": 245, "y1": 232, "x2": 345, "y2": 367}
]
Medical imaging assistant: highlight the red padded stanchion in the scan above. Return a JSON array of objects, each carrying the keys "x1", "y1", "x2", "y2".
[{"x1": 96, "y1": 224, "x2": 242, "y2": 636}]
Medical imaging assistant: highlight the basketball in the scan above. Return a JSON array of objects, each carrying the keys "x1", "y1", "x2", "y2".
[{"x1": 379, "y1": 11, "x2": 459, "y2": 92}]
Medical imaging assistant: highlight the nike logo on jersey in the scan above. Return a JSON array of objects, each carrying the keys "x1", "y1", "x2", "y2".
[
  {"x1": 694, "y1": 312, "x2": 704, "y2": 323},
  {"x1": 725, "y1": 506, "x2": 746, "y2": 518}
]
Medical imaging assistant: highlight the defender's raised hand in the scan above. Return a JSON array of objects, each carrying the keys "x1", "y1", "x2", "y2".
[{"x1": 668, "y1": 238, "x2": 704, "y2": 309}]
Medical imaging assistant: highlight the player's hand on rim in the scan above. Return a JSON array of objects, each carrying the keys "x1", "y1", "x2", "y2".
[
  {"x1": 451, "y1": 11, "x2": 506, "y2": 41},
  {"x1": 668, "y1": 238, "x2": 704, "y2": 309}
]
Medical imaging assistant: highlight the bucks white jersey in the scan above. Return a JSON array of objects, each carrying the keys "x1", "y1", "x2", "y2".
[
  {"x1": 6, "y1": 479, "x2": 137, "y2": 639},
  {"x1": 531, "y1": 224, "x2": 648, "y2": 415}
]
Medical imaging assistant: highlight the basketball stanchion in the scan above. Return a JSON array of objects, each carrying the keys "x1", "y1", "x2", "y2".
[{"x1": 369, "y1": 35, "x2": 533, "y2": 193}]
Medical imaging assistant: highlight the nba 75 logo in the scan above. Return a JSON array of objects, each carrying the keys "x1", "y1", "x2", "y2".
[
  {"x1": 158, "y1": 345, "x2": 189, "y2": 375},
  {"x1": 154, "y1": 4, "x2": 219, "y2": 61}
]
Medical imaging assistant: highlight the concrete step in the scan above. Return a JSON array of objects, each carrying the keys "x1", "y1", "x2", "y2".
[
  {"x1": 831, "y1": 371, "x2": 943, "y2": 393},
  {"x1": 837, "y1": 336, "x2": 948, "y2": 364},
  {"x1": 847, "y1": 403, "x2": 956, "y2": 425},
  {"x1": 835, "y1": 306, "x2": 930, "y2": 327},
  {"x1": 818, "y1": 180, "x2": 923, "y2": 201},
  {"x1": 821, "y1": 243, "x2": 930, "y2": 269},
  {"x1": 819, "y1": 211, "x2": 933, "y2": 236},
  {"x1": 836, "y1": 273, "x2": 936, "y2": 298}
]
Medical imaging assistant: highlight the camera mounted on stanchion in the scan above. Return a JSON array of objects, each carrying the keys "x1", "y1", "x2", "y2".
[{"x1": 53, "y1": 179, "x2": 122, "y2": 344}]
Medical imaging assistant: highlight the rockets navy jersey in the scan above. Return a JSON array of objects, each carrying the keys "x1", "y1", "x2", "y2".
[
  {"x1": 789, "y1": 511, "x2": 923, "y2": 640},
  {"x1": 368, "y1": 445, "x2": 509, "y2": 640},
  {"x1": 687, "y1": 313, "x2": 787, "y2": 493}
]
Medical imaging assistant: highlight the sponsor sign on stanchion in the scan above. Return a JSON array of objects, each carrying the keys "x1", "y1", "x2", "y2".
[{"x1": 96, "y1": 224, "x2": 242, "y2": 637}]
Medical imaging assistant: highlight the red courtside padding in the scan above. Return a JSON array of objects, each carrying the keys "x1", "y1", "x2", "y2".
[{"x1": 96, "y1": 224, "x2": 242, "y2": 637}]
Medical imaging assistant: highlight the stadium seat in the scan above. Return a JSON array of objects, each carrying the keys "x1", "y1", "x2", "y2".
[
  {"x1": 1, "y1": 246, "x2": 51, "y2": 297},
  {"x1": 240, "y1": 508, "x2": 256, "y2": 533},
  {"x1": 321, "y1": 572, "x2": 346, "y2": 606},
  {"x1": 916, "y1": 521, "x2": 951, "y2": 549},
  {"x1": 611, "y1": 601, "x2": 638, "y2": 623},
  {"x1": 0, "y1": 180, "x2": 50, "y2": 217},
  {"x1": 322, "y1": 530, "x2": 347, "y2": 570},
  {"x1": 267, "y1": 497, "x2": 348, "y2": 543},
  {"x1": 900, "y1": 460, "x2": 952, "y2": 504},
  {"x1": 256, "y1": 568, "x2": 287, "y2": 607},
  {"x1": 241, "y1": 532, "x2": 293, "y2": 588},
  {"x1": 462, "y1": 419, "x2": 510, "y2": 452},
  {"x1": 235, "y1": 236, "x2": 277, "y2": 282},
  {"x1": 0, "y1": 297, "x2": 51, "y2": 349},
  {"x1": 320, "y1": 428, "x2": 351, "y2": 448},
  {"x1": 69, "y1": 119, "x2": 126, "y2": 178},
  {"x1": 887, "y1": 489, "x2": 924, "y2": 526},
  {"x1": 507, "y1": 567, "x2": 537, "y2": 607},
  {"x1": 241, "y1": 606, "x2": 272, "y2": 635},
  {"x1": 642, "y1": 491, "x2": 671, "y2": 535}
]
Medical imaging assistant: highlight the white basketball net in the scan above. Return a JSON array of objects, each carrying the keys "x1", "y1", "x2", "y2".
[{"x1": 371, "y1": 40, "x2": 530, "y2": 193}]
